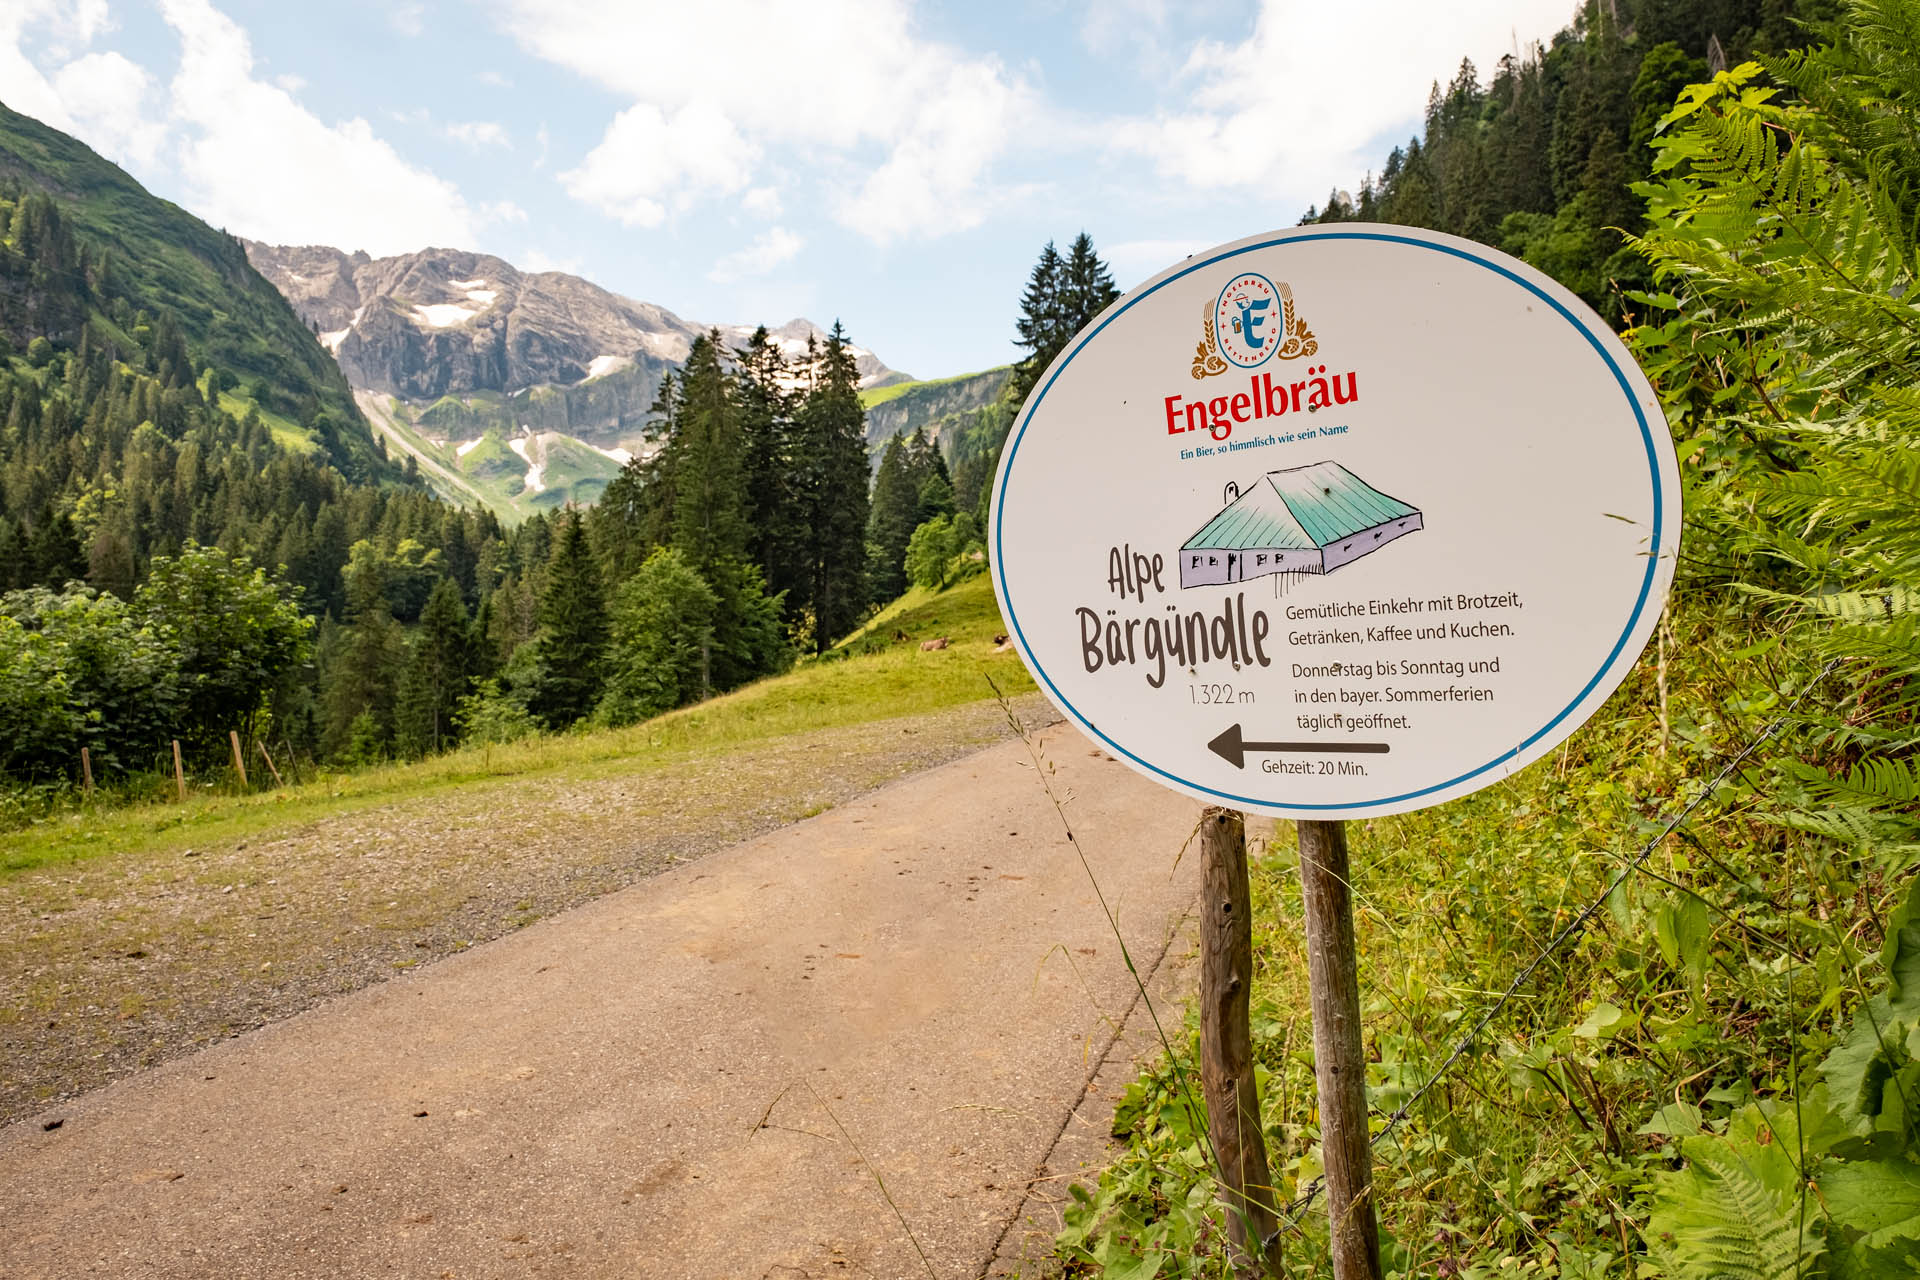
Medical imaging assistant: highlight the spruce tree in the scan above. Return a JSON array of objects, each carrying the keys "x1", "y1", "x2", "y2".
[
  {"x1": 394, "y1": 576, "x2": 472, "y2": 757},
  {"x1": 668, "y1": 333, "x2": 749, "y2": 577},
  {"x1": 27, "y1": 501, "x2": 85, "y2": 586},
  {"x1": 865, "y1": 433, "x2": 918, "y2": 604},
  {"x1": 1060, "y1": 232, "x2": 1120, "y2": 334},
  {"x1": 1010, "y1": 235, "x2": 1120, "y2": 411},
  {"x1": 792, "y1": 323, "x2": 871, "y2": 651},
  {"x1": 1009, "y1": 241, "x2": 1065, "y2": 408},
  {"x1": 323, "y1": 540, "x2": 403, "y2": 758},
  {"x1": 734, "y1": 327, "x2": 801, "y2": 611},
  {"x1": 528, "y1": 508, "x2": 608, "y2": 729}
]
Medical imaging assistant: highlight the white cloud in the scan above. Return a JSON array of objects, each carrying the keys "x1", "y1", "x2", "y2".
[
  {"x1": 52, "y1": 50, "x2": 165, "y2": 169},
  {"x1": 445, "y1": 119, "x2": 509, "y2": 150},
  {"x1": 155, "y1": 0, "x2": 479, "y2": 254},
  {"x1": 481, "y1": 198, "x2": 526, "y2": 224},
  {"x1": 561, "y1": 100, "x2": 756, "y2": 228},
  {"x1": 478, "y1": 69, "x2": 511, "y2": 88},
  {"x1": 708, "y1": 226, "x2": 803, "y2": 283},
  {"x1": 274, "y1": 71, "x2": 305, "y2": 93},
  {"x1": 0, "y1": 1, "x2": 83, "y2": 132},
  {"x1": 1115, "y1": 0, "x2": 1577, "y2": 194},
  {"x1": 742, "y1": 185, "x2": 783, "y2": 218},
  {"x1": 0, "y1": 5, "x2": 156, "y2": 170},
  {"x1": 388, "y1": 2, "x2": 425, "y2": 38},
  {"x1": 497, "y1": 0, "x2": 1033, "y2": 243}
]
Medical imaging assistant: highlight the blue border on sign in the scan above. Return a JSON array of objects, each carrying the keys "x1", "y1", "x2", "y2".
[{"x1": 991, "y1": 230, "x2": 1667, "y2": 813}]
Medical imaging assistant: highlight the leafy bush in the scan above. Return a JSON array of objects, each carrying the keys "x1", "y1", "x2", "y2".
[
  {"x1": 595, "y1": 547, "x2": 718, "y2": 726},
  {"x1": 453, "y1": 678, "x2": 542, "y2": 746}
]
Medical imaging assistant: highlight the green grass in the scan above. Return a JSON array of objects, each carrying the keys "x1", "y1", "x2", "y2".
[
  {"x1": 828, "y1": 570, "x2": 1002, "y2": 653},
  {"x1": 0, "y1": 576, "x2": 1030, "y2": 879},
  {"x1": 1054, "y1": 596, "x2": 1854, "y2": 1277},
  {"x1": 858, "y1": 366, "x2": 1009, "y2": 409},
  {"x1": 210, "y1": 381, "x2": 319, "y2": 455}
]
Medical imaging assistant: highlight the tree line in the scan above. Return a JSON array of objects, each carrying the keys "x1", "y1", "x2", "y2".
[
  {"x1": 1303, "y1": 0, "x2": 1839, "y2": 320},
  {"x1": 0, "y1": 150, "x2": 1130, "y2": 789}
]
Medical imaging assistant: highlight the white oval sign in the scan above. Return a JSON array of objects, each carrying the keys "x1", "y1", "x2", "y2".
[{"x1": 990, "y1": 226, "x2": 1680, "y2": 819}]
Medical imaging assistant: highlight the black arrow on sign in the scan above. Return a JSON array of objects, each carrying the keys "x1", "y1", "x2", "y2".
[{"x1": 1206, "y1": 724, "x2": 1393, "y2": 770}]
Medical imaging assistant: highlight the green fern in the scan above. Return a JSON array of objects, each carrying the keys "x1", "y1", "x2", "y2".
[{"x1": 1648, "y1": 1130, "x2": 1821, "y2": 1280}]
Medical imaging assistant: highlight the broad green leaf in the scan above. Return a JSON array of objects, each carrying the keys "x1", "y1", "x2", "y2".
[
  {"x1": 1640, "y1": 1101, "x2": 1706, "y2": 1138},
  {"x1": 1820, "y1": 1159, "x2": 1920, "y2": 1252},
  {"x1": 1574, "y1": 1002, "x2": 1628, "y2": 1039},
  {"x1": 1819, "y1": 995, "x2": 1916, "y2": 1128}
]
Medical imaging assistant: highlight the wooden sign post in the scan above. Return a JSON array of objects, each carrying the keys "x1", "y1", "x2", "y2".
[
  {"x1": 1297, "y1": 818, "x2": 1379, "y2": 1279},
  {"x1": 988, "y1": 226, "x2": 1679, "y2": 1268},
  {"x1": 1199, "y1": 807, "x2": 1281, "y2": 1272}
]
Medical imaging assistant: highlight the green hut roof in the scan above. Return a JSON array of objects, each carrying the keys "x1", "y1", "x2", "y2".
[{"x1": 1182, "y1": 462, "x2": 1418, "y2": 552}]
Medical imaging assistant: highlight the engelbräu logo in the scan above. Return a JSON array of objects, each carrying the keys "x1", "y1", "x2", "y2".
[{"x1": 1192, "y1": 273, "x2": 1316, "y2": 379}]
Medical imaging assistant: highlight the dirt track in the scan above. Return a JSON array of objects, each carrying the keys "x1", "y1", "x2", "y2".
[
  {"x1": 1, "y1": 714, "x2": 1204, "y2": 1278},
  {"x1": 2, "y1": 697, "x2": 1058, "y2": 1128}
]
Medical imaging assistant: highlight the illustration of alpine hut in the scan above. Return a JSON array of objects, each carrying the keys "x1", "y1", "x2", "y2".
[{"x1": 1179, "y1": 460, "x2": 1423, "y2": 588}]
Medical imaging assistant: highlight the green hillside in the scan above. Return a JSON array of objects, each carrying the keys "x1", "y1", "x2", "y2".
[
  {"x1": 363, "y1": 395, "x2": 625, "y2": 523},
  {"x1": 0, "y1": 98, "x2": 390, "y2": 481},
  {"x1": 858, "y1": 366, "x2": 1011, "y2": 454}
]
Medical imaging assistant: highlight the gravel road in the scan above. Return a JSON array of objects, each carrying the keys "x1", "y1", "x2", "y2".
[{"x1": 2, "y1": 695, "x2": 1061, "y2": 1128}]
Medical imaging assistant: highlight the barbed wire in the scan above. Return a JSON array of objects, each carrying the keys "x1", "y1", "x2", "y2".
[{"x1": 1267, "y1": 656, "x2": 1845, "y2": 1243}]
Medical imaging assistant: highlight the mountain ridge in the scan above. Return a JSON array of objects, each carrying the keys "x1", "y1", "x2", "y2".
[
  {"x1": 0, "y1": 98, "x2": 394, "y2": 481},
  {"x1": 244, "y1": 240, "x2": 910, "y2": 413},
  {"x1": 243, "y1": 239, "x2": 932, "y2": 519}
]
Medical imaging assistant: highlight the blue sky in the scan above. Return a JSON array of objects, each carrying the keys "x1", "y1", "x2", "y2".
[{"x1": 4, "y1": 0, "x2": 1582, "y2": 378}]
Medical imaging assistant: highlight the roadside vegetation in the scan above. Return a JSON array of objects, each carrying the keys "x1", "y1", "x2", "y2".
[
  {"x1": 0, "y1": 575, "x2": 1026, "y2": 878},
  {"x1": 1058, "y1": 2, "x2": 1920, "y2": 1276}
]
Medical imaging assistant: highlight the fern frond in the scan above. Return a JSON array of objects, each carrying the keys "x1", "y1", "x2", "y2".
[{"x1": 1647, "y1": 1137, "x2": 1818, "y2": 1280}]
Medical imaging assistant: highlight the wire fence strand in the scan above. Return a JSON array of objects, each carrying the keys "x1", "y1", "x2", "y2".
[{"x1": 1269, "y1": 656, "x2": 1844, "y2": 1239}]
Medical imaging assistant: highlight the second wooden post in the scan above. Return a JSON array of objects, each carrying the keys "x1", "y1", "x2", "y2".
[
  {"x1": 1297, "y1": 818, "x2": 1380, "y2": 1280},
  {"x1": 1199, "y1": 806, "x2": 1280, "y2": 1272}
]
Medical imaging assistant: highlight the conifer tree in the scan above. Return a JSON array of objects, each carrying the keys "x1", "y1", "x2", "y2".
[
  {"x1": 865, "y1": 433, "x2": 918, "y2": 604},
  {"x1": 792, "y1": 324, "x2": 870, "y2": 650},
  {"x1": 1010, "y1": 234, "x2": 1120, "y2": 411},
  {"x1": 528, "y1": 508, "x2": 607, "y2": 729},
  {"x1": 668, "y1": 334, "x2": 749, "y2": 575},
  {"x1": 394, "y1": 576, "x2": 471, "y2": 757},
  {"x1": 27, "y1": 501, "x2": 85, "y2": 586},
  {"x1": 323, "y1": 540, "x2": 403, "y2": 758},
  {"x1": 1060, "y1": 233, "x2": 1120, "y2": 337},
  {"x1": 734, "y1": 327, "x2": 801, "y2": 609},
  {"x1": 1009, "y1": 241, "x2": 1065, "y2": 408}
]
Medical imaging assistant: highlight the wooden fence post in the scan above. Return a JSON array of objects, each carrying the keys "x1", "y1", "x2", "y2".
[
  {"x1": 172, "y1": 739, "x2": 186, "y2": 803},
  {"x1": 1297, "y1": 819, "x2": 1381, "y2": 1280},
  {"x1": 1200, "y1": 806, "x2": 1281, "y2": 1273},
  {"x1": 80, "y1": 746, "x2": 93, "y2": 796},
  {"x1": 255, "y1": 740, "x2": 285, "y2": 788},
  {"x1": 229, "y1": 730, "x2": 249, "y2": 789}
]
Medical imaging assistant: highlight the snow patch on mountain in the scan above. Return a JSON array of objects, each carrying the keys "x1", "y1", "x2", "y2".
[
  {"x1": 414, "y1": 302, "x2": 481, "y2": 328},
  {"x1": 507, "y1": 434, "x2": 545, "y2": 492}
]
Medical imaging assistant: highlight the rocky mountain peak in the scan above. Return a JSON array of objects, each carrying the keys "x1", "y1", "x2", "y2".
[{"x1": 243, "y1": 241, "x2": 908, "y2": 410}]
